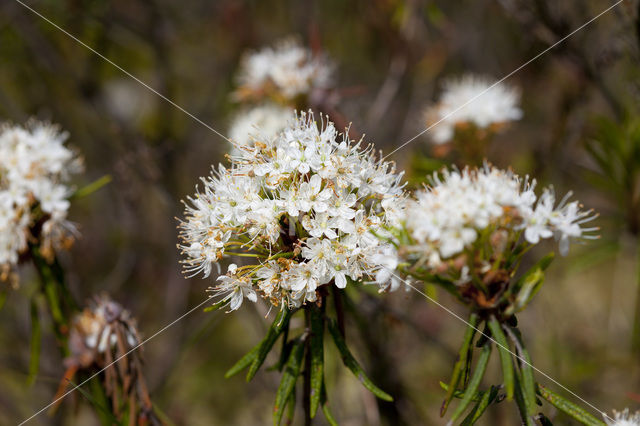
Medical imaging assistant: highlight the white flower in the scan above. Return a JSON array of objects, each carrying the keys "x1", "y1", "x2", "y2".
[
  {"x1": 210, "y1": 264, "x2": 258, "y2": 312},
  {"x1": 179, "y1": 111, "x2": 407, "y2": 309},
  {"x1": 289, "y1": 261, "x2": 321, "y2": 294},
  {"x1": 301, "y1": 237, "x2": 333, "y2": 275},
  {"x1": 228, "y1": 104, "x2": 293, "y2": 154},
  {"x1": 303, "y1": 212, "x2": 339, "y2": 239},
  {"x1": 0, "y1": 121, "x2": 83, "y2": 281},
  {"x1": 425, "y1": 75, "x2": 522, "y2": 144},
  {"x1": 236, "y1": 38, "x2": 333, "y2": 99},
  {"x1": 604, "y1": 408, "x2": 640, "y2": 426},
  {"x1": 298, "y1": 174, "x2": 332, "y2": 213}
]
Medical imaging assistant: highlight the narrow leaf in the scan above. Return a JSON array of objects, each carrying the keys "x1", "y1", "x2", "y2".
[
  {"x1": 513, "y1": 370, "x2": 535, "y2": 426},
  {"x1": 439, "y1": 382, "x2": 483, "y2": 402},
  {"x1": 513, "y1": 332, "x2": 537, "y2": 417},
  {"x1": 450, "y1": 341, "x2": 492, "y2": 423},
  {"x1": 488, "y1": 318, "x2": 514, "y2": 401},
  {"x1": 247, "y1": 309, "x2": 293, "y2": 382},
  {"x1": 509, "y1": 253, "x2": 554, "y2": 295},
  {"x1": 537, "y1": 385, "x2": 606, "y2": 426},
  {"x1": 328, "y1": 319, "x2": 393, "y2": 401},
  {"x1": 71, "y1": 175, "x2": 112, "y2": 200},
  {"x1": 321, "y1": 381, "x2": 338, "y2": 426},
  {"x1": 27, "y1": 299, "x2": 41, "y2": 386},
  {"x1": 505, "y1": 269, "x2": 545, "y2": 316},
  {"x1": 285, "y1": 385, "x2": 296, "y2": 425},
  {"x1": 309, "y1": 305, "x2": 324, "y2": 418},
  {"x1": 225, "y1": 344, "x2": 260, "y2": 379},
  {"x1": 273, "y1": 338, "x2": 305, "y2": 426},
  {"x1": 461, "y1": 385, "x2": 499, "y2": 426},
  {"x1": 441, "y1": 312, "x2": 478, "y2": 416}
]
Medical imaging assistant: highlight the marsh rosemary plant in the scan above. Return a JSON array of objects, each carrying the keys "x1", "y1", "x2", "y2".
[
  {"x1": 179, "y1": 111, "x2": 406, "y2": 424},
  {"x1": 386, "y1": 165, "x2": 602, "y2": 425}
]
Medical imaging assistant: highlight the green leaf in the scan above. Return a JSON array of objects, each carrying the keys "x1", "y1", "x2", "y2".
[
  {"x1": 511, "y1": 329, "x2": 537, "y2": 417},
  {"x1": 441, "y1": 312, "x2": 478, "y2": 416},
  {"x1": 70, "y1": 175, "x2": 112, "y2": 200},
  {"x1": 439, "y1": 382, "x2": 483, "y2": 402},
  {"x1": 247, "y1": 309, "x2": 293, "y2": 382},
  {"x1": 505, "y1": 268, "x2": 545, "y2": 316},
  {"x1": 328, "y1": 319, "x2": 393, "y2": 402},
  {"x1": 450, "y1": 341, "x2": 492, "y2": 423},
  {"x1": 506, "y1": 253, "x2": 554, "y2": 305},
  {"x1": 321, "y1": 381, "x2": 338, "y2": 426},
  {"x1": 513, "y1": 370, "x2": 535, "y2": 426},
  {"x1": 487, "y1": 318, "x2": 514, "y2": 401},
  {"x1": 285, "y1": 385, "x2": 296, "y2": 425},
  {"x1": 309, "y1": 305, "x2": 324, "y2": 418},
  {"x1": 225, "y1": 344, "x2": 260, "y2": 379},
  {"x1": 460, "y1": 385, "x2": 500, "y2": 425},
  {"x1": 537, "y1": 385, "x2": 606, "y2": 426},
  {"x1": 27, "y1": 299, "x2": 41, "y2": 386},
  {"x1": 273, "y1": 338, "x2": 305, "y2": 426}
]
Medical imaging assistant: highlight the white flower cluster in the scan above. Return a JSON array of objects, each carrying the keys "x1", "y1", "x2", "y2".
[
  {"x1": 402, "y1": 166, "x2": 596, "y2": 268},
  {"x1": 605, "y1": 409, "x2": 640, "y2": 426},
  {"x1": 228, "y1": 104, "x2": 294, "y2": 154},
  {"x1": 425, "y1": 75, "x2": 522, "y2": 144},
  {"x1": 0, "y1": 122, "x2": 83, "y2": 282},
  {"x1": 179, "y1": 112, "x2": 406, "y2": 310},
  {"x1": 236, "y1": 38, "x2": 333, "y2": 100}
]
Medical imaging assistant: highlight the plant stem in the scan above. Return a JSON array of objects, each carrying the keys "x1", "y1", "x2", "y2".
[{"x1": 29, "y1": 245, "x2": 74, "y2": 355}]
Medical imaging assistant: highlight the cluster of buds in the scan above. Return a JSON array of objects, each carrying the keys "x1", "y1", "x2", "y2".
[
  {"x1": 57, "y1": 295, "x2": 160, "y2": 424},
  {"x1": 179, "y1": 111, "x2": 406, "y2": 311},
  {"x1": 0, "y1": 121, "x2": 83, "y2": 285}
]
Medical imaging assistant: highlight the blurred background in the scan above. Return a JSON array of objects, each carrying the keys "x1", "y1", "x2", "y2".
[{"x1": 1, "y1": 0, "x2": 639, "y2": 424}]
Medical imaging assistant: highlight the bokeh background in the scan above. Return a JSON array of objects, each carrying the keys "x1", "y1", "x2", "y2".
[{"x1": 1, "y1": 0, "x2": 639, "y2": 424}]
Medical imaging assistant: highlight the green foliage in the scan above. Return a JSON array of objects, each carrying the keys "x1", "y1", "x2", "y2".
[
  {"x1": 487, "y1": 317, "x2": 514, "y2": 401},
  {"x1": 246, "y1": 309, "x2": 294, "y2": 382},
  {"x1": 328, "y1": 319, "x2": 393, "y2": 402},
  {"x1": 70, "y1": 174, "x2": 112, "y2": 200},
  {"x1": 224, "y1": 345, "x2": 260, "y2": 379},
  {"x1": 460, "y1": 385, "x2": 500, "y2": 426},
  {"x1": 449, "y1": 340, "x2": 492, "y2": 423},
  {"x1": 441, "y1": 313, "x2": 478, "y2": 416},
  {"x1": 537, "y1": 385, "x2": 606, "y2": 426},
  {"x1": 273, "y1": 338, "x2": 304, "y2": 426}
]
